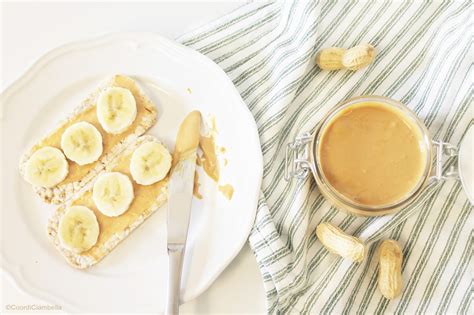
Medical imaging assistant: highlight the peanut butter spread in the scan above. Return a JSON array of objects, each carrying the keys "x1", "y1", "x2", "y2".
[
  {"x1": 319, "y1": 102, "x2": 426, "y2": 206},
  {"x1": 174, "y1": 111, "x2": 234, "y2": 201},
  {"x1": 172, "y1": 111, "x2": 202, "y2": 200},
  {"x1": 199, "y1": 135, "x2": 219, "y2": 182},
  {"x1": 72, "y1": 144, "x2": 167, "y2": 260},
  {"x1": 193, "y1": 171, "x2": 203, "y2": 200},
  {"x1": 218, "y1": 184, "x2": 234, "y2": 200},
  {"x1": 31, "y1": 75, "x2": 156, "y2": 185},
  {"x1": 173, "y1": 110, "x2": 201, "y2": 163}
]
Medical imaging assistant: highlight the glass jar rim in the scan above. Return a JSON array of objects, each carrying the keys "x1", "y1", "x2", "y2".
[{"x1": 313, "y1": 95, "x2": 433, "y2": 214}]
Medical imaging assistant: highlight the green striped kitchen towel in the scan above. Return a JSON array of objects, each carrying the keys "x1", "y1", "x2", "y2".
[{"x1": 178, "y1": 0, "x2": 473, "y2": 313}]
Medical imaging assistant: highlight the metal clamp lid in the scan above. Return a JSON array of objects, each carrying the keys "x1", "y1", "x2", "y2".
[
  {"x1": 431, "y1": 140, "x2": 459, "y2": 181},
  {"x1": 284, "y1": 133, "x2": 312, "y2": 181}
]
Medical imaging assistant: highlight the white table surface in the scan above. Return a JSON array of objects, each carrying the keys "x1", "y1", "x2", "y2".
[{"x1": 0, "y1": 1, "x2": 266, "y2": 314}]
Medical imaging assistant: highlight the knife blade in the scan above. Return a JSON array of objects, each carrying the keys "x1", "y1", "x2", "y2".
[
  {"x1": 167, "y1": 156, "x2": 197, "y2": 245},
  {"x1": 165, "y1": 156, "x2": 196, "y2": 315}
]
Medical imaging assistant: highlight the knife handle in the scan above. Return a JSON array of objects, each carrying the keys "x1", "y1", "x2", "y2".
[{"x1": 166, "y1": 244, "x2": 185, "y2": 315}]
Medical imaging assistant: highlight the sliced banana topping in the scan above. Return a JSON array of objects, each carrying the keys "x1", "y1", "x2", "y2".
[
  {"x1": 92, "y1": 172, "x2": 134, "y2": 217},
  {"x1": 25, "y1": 146, "x2": 69, "y2": 188},
  {"x1": 58, "y1": 206, "x2": 99, "y2": 253},
  {"x1": 130, "y1": 142, "x2": 172, "y2": 185},
  {"x1": 97, "y1": 87, "x2": 137, "y2": 134},
  {"x1": 61, "y1": 122, "x2": 103, "y2": 165}
]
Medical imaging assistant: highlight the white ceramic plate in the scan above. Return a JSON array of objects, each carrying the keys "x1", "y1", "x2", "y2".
[{"x1": 0, "y1": 32, "x2": 262, "y2": 313}]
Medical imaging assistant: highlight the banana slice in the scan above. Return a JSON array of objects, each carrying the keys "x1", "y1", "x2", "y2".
[
  {"x1": 96, "y1": 87, "x2": 137, "y2": 134},
  {"x1": 58, "y1": 205, "x2": 99, "y2": 253},
  {"x1": 130, "y1": 142, "x2": 172, "y2": 185},
  {"x1": 92, "y1": 172, "x2": 134, "y2": 217},
  {"x1": 25, "y1": 146, "x2": 69, "y2": 188},
  {"x1": 61, "y1": 122, "x2": 103, "y2": 165}
]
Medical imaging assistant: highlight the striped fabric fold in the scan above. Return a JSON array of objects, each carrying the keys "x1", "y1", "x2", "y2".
[{"x1": 178, "y1": 0, "x2": 473, "y2": 313}]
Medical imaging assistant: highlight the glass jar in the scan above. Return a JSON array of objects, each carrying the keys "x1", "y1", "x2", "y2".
[{"x1": 285, "y1": 95, "x2": 461, "y2": 217}]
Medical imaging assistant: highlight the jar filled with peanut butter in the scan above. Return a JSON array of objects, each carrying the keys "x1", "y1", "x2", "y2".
[{"x1": 285, "y1": 96, "x2": 472, "y2": 216}]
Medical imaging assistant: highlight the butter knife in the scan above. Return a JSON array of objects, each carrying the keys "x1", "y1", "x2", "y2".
[{"x1": 166, "y1": 111, "x2": 201, "y2": 315}]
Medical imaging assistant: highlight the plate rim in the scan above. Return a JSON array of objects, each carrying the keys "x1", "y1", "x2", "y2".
[{"x1": 0, "y1": 31, "x2": 262, "y2": 310}]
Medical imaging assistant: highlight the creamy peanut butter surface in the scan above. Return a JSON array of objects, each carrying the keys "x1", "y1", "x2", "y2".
[
  {"x1": 199, "y1": 135, "x2": 219, "y2": 182},
  {"x1": 173, "y1": 110, "x2": 201, "y2": 163},
  {"x1": 319, "y1": 102, "x2": 426, "y2": 206}
]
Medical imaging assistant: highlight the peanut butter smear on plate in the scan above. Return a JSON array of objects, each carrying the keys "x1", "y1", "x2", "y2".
[
  {"x1": 218, "y1": 184, "x2": 234, "y2": 200},
  {"x1": 199, "y1": 135, "x2": 220, "y2": 182},
  {"x1": 193, "y1": 171, "x2": 203, "y2": 200},
  {"x1": 174, "y1": 111, "x2": 234, "y2": 201}
]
